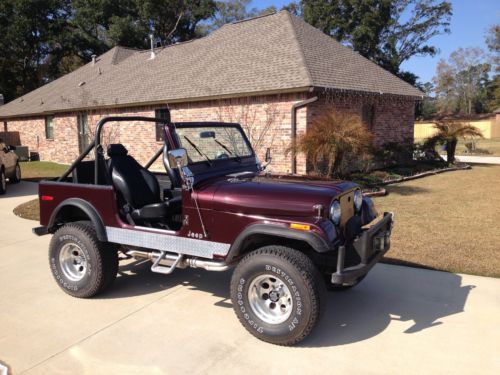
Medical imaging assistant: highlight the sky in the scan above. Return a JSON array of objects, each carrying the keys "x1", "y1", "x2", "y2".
[{"x1": 249, "y1": 0, "x2": 500, "y2": 83}]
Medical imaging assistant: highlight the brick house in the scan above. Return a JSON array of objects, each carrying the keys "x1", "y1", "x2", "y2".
[{"x1": 0, "y1": 11, "x2": 422, "y2": 174}]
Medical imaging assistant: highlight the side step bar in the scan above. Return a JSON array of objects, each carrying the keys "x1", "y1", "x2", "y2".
[
  {"x1": 151, "y1": 251, "x2": 183, "y2": 275},
  {"x1": 127, "y1": 250, "x2": 231, "y2": 274}
]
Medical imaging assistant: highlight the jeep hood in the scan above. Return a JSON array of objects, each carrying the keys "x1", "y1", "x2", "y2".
[{"x1": 209, "y1": 176, "x2": 357, "y2": 217}]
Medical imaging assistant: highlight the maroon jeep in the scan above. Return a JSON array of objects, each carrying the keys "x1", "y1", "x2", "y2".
[{"x1": 34, "y1": 116, "x2": 393, "y2": 346}]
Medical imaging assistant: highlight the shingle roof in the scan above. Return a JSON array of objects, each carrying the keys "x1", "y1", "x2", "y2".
[{"x1": 0, "y1": 11, "x2": 423, "y2": 119}]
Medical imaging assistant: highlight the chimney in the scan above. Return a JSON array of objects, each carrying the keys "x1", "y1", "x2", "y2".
[
  {"x1": 0, "y1": 94, "x2": 4, "y2": 106},
  {"x1": 91, "y1": 55, "x2": 97, "y2": 65}
]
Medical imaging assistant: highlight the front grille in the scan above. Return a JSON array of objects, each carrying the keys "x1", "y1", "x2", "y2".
[{"x1": 339, "y1": 190, "x2": 355, "y2": 226}]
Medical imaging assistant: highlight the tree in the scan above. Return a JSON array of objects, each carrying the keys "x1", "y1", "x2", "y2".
[
  {"x1": 202, "y1": 0, "x2": 276, "y2": 34},
  {"x1": 291, "y1": 111, "x2": 373, "y2": 177},
  {"x1": 299, "y1": 0, "x2": 452, "y2": 84},
  {"x1": 485, "y1": 24, "x2": 499, "y2": 110},
  {"x1": 0, "y1": 0, "x2": 218, "y2": 103},
  {"x1": 71, "y1": 0, "x2": 217, "y2": 51},
  {"x1": 0, "y1": 0, "x2": 71, "y2": 102},
  {"x1": 485, "y1": 24, "x2": 499, "y2": 69},
  {"x1": 433, "y1": 48, "x2": 491, "y2": 115},
  {"x1": 136, "y1": 0, "x2": 217, "y2": 42},
  {"x1": 415, "y1": 81, "x2": 437, "y2": 119},
  {"x1": 424, "y1": 119, "x2": 483, "y2": 164}
]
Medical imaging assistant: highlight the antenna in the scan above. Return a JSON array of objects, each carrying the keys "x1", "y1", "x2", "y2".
[{"x1": 149, "y1": 34, "x2": 156, "y2": 60}]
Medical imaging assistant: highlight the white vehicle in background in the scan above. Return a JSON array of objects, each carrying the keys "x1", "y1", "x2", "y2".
[{"x1": 0, "y1": 139, "x2": 21, "y2": 195}]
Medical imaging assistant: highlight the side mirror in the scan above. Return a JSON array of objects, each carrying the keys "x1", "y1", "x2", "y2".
[
  {"x1": 265, "y1": 148, "x2": 272, "y2": 163},
  {"x1": 168, "y1": 148, "x2": 188, "y2": 168}
]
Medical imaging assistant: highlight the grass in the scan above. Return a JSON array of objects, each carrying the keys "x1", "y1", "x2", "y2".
[
  {"x1": 374, "y1": 164, "x2": 500, "y2": 278},
  {"x1": 13, "y1": 199, "x2": 39, "y2": 221},
  {"x1": 415, "y1": 137, "x2": 500, "y2": 156},
  {"x1": 12, "y1": 161, "x2": 68, "y2": 221},
  {"x1": 20, "y1": 161, "x2": 68, "y2": 181},
  {"x1": 455, "y1": 137, "x2": 500, "y2": 156}
]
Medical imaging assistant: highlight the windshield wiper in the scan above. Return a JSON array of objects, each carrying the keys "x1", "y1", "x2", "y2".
[
  {"x1": 214, "y1": 139, "x2": 242, "y2": 162},
  {"x1": 183, "y1": 136, "x2": 212, "y2": 166}
]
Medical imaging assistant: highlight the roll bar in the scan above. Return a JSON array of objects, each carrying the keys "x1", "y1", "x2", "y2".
[{"x1": 58, "y1": 116, "x2": 171, "y2": 184}]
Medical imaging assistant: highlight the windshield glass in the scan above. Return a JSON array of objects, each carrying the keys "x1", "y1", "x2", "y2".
[{"x1": 175, "y1": 125, "x2": 253, "y2": 164}]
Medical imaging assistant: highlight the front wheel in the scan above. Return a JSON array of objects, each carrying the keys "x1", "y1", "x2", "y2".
[
  {"x1": 230, "y1": 246, "x2": 325, "y2": 346},
  {"x1": 49, "y1": 222, "x2": 118, "y2": 298}
]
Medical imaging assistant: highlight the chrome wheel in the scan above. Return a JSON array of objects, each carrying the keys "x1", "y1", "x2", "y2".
[
  {"x1": 248, "y1": 274, "x2": 293, "y2": 324},
  {"x1": 59, "y1": 243, "x2": 87, "y2": 282}
]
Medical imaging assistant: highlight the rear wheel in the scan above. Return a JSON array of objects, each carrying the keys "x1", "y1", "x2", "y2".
[
  {"x1": 230, "y1": 246, "x2": 325, "y2": 346},
  {"x1": 49, "y1": 222, "x2": 118, "y2": 298},
  {"x1": 10, "y1": 163, "x2": 21, "y2": 183},
  {"x1": 0, "y1": 169, "x2": 6, "y2": 195}
]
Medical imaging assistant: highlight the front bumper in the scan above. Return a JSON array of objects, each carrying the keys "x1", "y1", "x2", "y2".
[{"x1": 331, "y1": 212, "x2": 394, "y2": 285}]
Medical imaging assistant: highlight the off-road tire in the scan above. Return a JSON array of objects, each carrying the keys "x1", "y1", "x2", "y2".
[
  {"x1": 230, "y1": 246, "x2": 326, "y2": 346},
  {"x1": 49, "y1": 222, "x2": 118, "y2": 298},
  {"x1": 10, "y1": 163, "x2": 21, "y2": 183},
  {"x1": 0, "y1": 169, "x2": 6, "y2": 195},
  {"x1": 325, "y1": 274, "x2": 366, "y2": 291}
]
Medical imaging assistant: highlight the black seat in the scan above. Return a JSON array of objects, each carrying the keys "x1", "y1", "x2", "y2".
[{"x1": 107, "y1": 144, "x2": 180, "y2": 223}]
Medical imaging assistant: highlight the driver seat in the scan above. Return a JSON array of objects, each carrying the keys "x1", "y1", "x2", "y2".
[{"x1": 106, "y1": 144, "x2": 180, "y2": 223}]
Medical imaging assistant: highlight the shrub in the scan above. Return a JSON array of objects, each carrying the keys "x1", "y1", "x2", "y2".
[
  {"x1": 424, "y1": 119, "x2": 483, "y2": 164},
  {"x1": 373, "y1": 141, "x2": 414, "y2": 167},
  {"x1": 291, "y1": 111, "x2": 373, "y2": 177}
]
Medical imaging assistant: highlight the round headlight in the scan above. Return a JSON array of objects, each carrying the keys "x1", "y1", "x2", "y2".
[
  {"x1": 330, "y1": 200, "x2": 341, "y2": 225},
  {"x1": 354, "y1": 189, "x2": 363, "y2": 212}
]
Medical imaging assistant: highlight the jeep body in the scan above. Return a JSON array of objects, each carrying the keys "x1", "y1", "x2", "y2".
[{"x1": 34, "y1": 116, "x2": 393, "y2": 345}]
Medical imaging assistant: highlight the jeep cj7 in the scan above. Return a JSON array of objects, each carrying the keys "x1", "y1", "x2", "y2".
[{"x1": 34, "y1": 117, "x2": 393, "y2": 345}]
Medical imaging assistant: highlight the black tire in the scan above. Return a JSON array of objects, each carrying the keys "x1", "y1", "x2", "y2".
[
  {"x1": 0, "y1": 169, "x2": 6, "y2": 195},
  {"x1": 10, "y1": 163, "x2": 21, "y2": 183},
  {"x1": 325, "y1": 274, "x2": 366, "y2": 291},
  {"x1": 230, "y1": 246, "x2": 326, "y2": 346},
  {"x1": 49, "y1": 222, "x2": 118, "y2": 298}
]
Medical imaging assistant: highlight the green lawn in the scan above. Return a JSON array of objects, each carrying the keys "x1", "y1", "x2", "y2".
[{"x1": 20, "y1": 161, "x2": 68, "y2": 181}]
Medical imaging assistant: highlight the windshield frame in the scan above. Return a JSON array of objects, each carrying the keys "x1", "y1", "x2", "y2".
[{"x1": 171, "y1": 122, "x2": 255, "y2": 166}]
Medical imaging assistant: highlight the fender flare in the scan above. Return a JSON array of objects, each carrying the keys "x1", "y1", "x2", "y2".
[
  {"x1": 48, "y1": 198, "x2": 107, "y2": 241},
  {"x1": 226, "y1": 223, "x2": 333, "y2": 262}
]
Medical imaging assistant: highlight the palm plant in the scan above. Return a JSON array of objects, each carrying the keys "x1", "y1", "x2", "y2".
[
  {"x1": 292, "y1": 111, "x2": 372, "y2": 177},
  {"x1": 425, "y1": 119, "x2": 483, "y2": 164}
]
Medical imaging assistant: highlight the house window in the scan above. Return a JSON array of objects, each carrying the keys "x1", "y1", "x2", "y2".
[
  {"x1": 361, "y1": 104, "x2": 375, "y2": 129},
  {"x1": 45, "y1": 116, "x2": 54, "y2": 139},
  {"x1": 155, "y1": 108, "x2": 171, "y2": 141},
  {"x1": 77, "y1": 114, "x2": 89, "y2": 153}
]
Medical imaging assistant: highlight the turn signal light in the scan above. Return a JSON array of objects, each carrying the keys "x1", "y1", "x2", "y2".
[
  {"x1": 290, "y1": 223, "x2": 311, "y2": 231},
  {"x1": 41, "y1": 195, "x2": 54, "y2": 201}
]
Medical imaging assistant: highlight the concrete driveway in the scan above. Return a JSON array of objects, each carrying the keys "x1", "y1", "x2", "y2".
[{"x1": 1, "y1": 182, "x2": 499, "y2": 374}]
